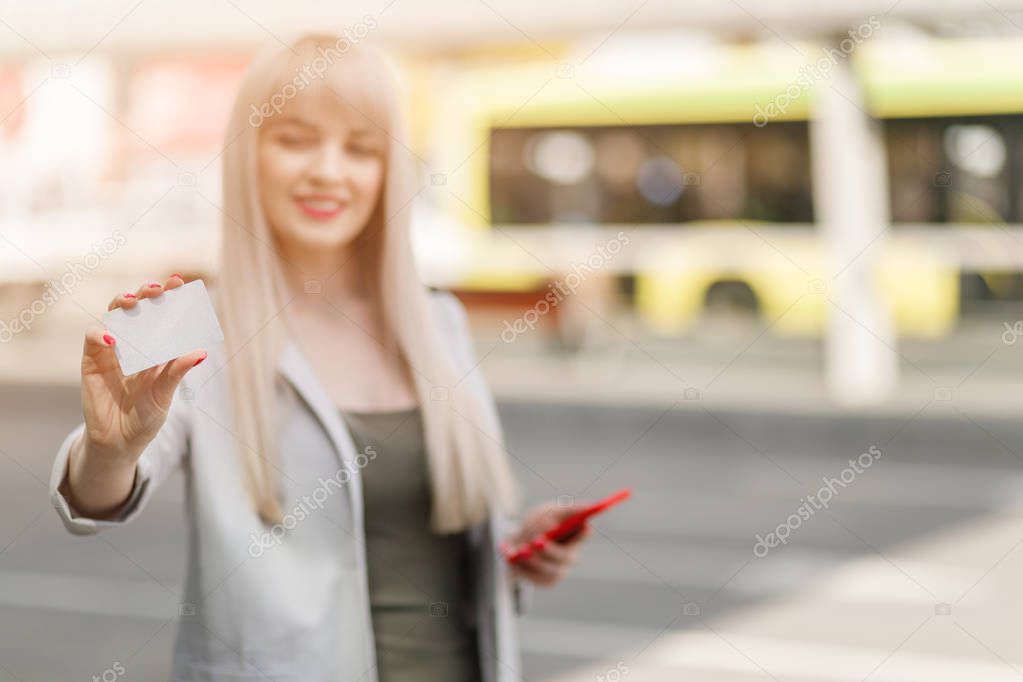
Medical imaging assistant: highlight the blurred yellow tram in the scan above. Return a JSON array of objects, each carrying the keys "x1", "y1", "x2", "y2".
[{"x1": 426, "y1": 38, "x2": 1023, "y2": 338}]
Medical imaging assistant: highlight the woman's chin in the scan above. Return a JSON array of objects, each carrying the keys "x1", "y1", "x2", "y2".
[{"x1": 287, "y1": 221, "x2": 360, "y2": 249}]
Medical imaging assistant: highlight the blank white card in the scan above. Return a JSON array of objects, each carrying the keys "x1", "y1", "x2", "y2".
[{"x1": 103, "y1": 279, "x2": 224, "y2": 376}]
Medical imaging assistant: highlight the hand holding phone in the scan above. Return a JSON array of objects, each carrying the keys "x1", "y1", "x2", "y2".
[{"x1": 502, "y1": 488, "x2": 631, "y2": 564}]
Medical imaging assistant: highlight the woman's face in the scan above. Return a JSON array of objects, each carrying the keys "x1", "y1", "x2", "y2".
[{"x1": 257, "y1": 89, "x2": 386, "y2": 255}]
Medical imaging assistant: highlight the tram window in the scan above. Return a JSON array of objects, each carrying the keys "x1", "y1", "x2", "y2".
[
  {"x1": 885, "y1": 116, "x2": 1019, "y2": 224},
  {"x1": 945, "y1": 124, "x2": 1010, "y2": 222},
  {"x1": 885, "y1": 119, "x2": 943, "y2": 223},
  {"x1": 488, "y1": 122, "x2": 814, "y2": 225}
]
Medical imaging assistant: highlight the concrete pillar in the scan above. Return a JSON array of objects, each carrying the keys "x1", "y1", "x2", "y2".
[{"x1": 809, "y1": 49, "x2": 898, "y2": 406}]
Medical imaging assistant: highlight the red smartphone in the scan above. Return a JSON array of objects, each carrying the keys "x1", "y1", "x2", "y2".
[{"x1": 501, "y1": 487, "x2": 632, "y2": 564}]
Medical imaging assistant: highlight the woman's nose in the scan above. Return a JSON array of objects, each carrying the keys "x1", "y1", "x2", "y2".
[{"x1": 308, "y1": 144, "x2": 350, "y2": 183}]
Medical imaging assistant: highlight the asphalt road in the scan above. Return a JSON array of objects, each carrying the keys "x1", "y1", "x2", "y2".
[{"x1": 1, "y1": 384, "x2": 1021, "y2": 681}]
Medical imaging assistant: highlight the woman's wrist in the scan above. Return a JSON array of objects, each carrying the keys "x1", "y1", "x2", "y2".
[{"x1": 64, "y1": 432, "x2": 139, "y2": 518}]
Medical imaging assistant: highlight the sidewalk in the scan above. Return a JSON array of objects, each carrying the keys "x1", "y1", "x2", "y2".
[{"x1": 532, "y1": 501, "x2": 1023, "y2": 681}]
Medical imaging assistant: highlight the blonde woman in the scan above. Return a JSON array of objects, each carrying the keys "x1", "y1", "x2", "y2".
[{"x1": 49, "y1": 33, "x2": 591, "y2": 682}]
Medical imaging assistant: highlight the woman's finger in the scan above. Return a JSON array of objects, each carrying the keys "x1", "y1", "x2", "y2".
[
  {"x1": 164, "y1": 273, "x2": 185, "y2": 291},
  {"x1": 135, "y1": 280, "x2": 165, "y2": 301},
  {"x1": 510, "y1": 561, "x2": 545, "y2": 584},
  {"x1": 151, "y1": 349, "x2": 207, "y2": 407},
  {"x1": 107, "y1": 291, "x2": 138, "y2": 311},
  {"x1": 537, "y1": 538, "x2": 574, "y2": 564},
  {"x1": 516, "y1": 513, "x2": 553, "y2": 540},
  {"x1": 133, "y1": 362, "x2": 167, "y2": 386},
  {"x1": 512, "y1": 557, "x2": 551, "y2": 580},
  {"x1": 111, "y1": 273, "x2": 181, "y2": 312},
  {"x1": 514, "y1": 563, "x2": 554, "y2": 586},
  {"x1": 520, "y1": 553, "x2": 564, "y2": 581},
  {"x1": 81, "y1": 327, "x2": 122, "y2": 378},
  {"x1": 82, "y1": 326, "x2": 117, "y2": 360},
  {"x1": 559, "y1": 521, "x2": 593, "y2": 547}
]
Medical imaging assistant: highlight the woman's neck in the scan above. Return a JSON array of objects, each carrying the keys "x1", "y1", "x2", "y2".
[{"x1": 278, "y1": 241, "x2": 370, "y2": 306}]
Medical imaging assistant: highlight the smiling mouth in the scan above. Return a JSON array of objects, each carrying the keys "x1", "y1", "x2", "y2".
[{"x1": 295, "y1": 196, "x2": 348, "y2": 219}]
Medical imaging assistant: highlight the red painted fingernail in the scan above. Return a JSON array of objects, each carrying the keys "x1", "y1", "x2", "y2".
[
  {"x1": 148, "y1": 283, "x2": 162, "y2": 288},
  {"x1": 123, "y1": 292, "x2": 136, "y2": 299},
  {"x1": 171, "y1": 273, "x2": 183, "y2": 279},
  {"x1": 102, "y1": 334, "x2": 115, "y2": 346},
  {"x1": 193, "y1": 352, "x2": 208, "y2": 367}
]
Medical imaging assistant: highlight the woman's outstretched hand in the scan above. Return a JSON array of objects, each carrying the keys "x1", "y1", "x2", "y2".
[
  {"x1": 80, "y1": 274, "x2": 207, "y2": 461},
  {"x1": 507, "y1": 502, "x2": 593, "y2": 588},
  {"x1": 65, "y1": 274, "x2": 207, "y2": 517}
]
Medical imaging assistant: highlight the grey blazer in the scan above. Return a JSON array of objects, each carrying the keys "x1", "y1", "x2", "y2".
[{"x1": 48, "y1": 291, "x2": 527, "y2": 682}]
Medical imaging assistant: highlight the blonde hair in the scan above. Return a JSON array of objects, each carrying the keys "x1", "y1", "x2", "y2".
[{"x1": 216, "y1": 33, "x2": 519, "y2": 532}]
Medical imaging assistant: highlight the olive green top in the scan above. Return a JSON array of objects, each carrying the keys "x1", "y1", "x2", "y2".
[{"x1": 340, "y1": 406, "x2": 480, "y2": 682}]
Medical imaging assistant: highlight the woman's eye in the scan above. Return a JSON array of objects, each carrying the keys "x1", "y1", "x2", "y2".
[
  {"x1": 278, "y1": 135, "x2": 313, "y2": 147},
  {"x1": 347, "y1": 143, "x2": 377, "y2": 156}
]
